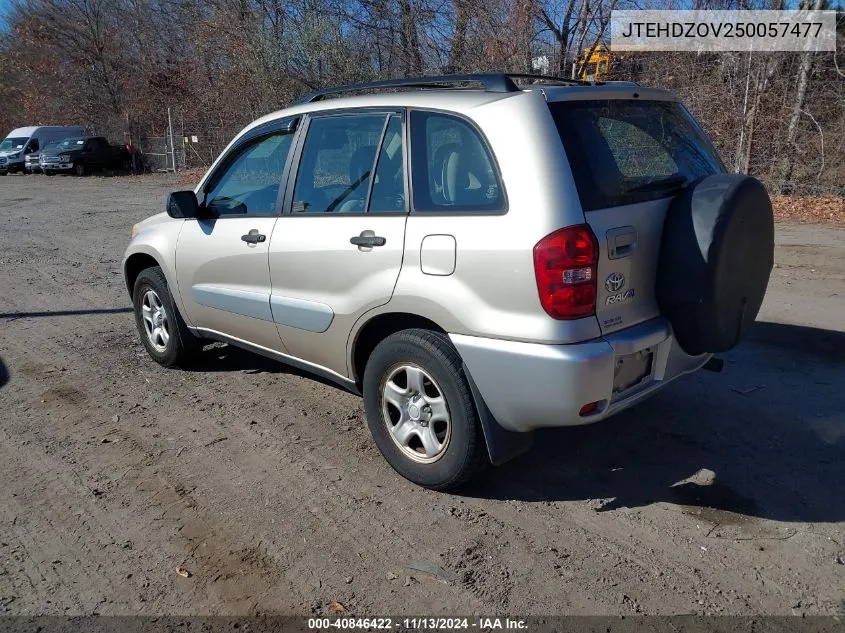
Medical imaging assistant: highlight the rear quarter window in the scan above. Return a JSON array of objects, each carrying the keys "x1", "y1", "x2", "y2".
[
  {"x1": 549, "y1": 100, "x2": 725, "y2": 211},
  {"x1": 410, "y1": 110, "x2": 504, "y2": 213}
]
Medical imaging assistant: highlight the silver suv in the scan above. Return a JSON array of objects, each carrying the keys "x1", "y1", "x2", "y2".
[{"x1": 124, "y1": 73, "x2": 774, "y2": 490}]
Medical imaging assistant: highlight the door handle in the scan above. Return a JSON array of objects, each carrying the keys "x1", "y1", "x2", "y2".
[
  {"x1": 241, "y1": 231, "x2": 266, "y2": 244},
  {"x1": 350, "y1": 235, "x2": 386, "y2": 248},
  {"x1": 606, "y1": 226, "x2": 637, "y2": 260}
]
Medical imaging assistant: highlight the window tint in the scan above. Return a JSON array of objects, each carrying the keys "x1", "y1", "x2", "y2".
[
  {"x1": 410, "y1": 111, "x2": 503, "y2": 213},
  {"x1": 292, "y1": 114, "x2": 387, "y2": 213},
  {"x1": 369, "y1": 115, "x2": 405, "y2": 213},
  {"x1": 549, "y1": 100, "x2": 725, "y2": 211},
  {"x1": 27, "y1": 139, "x2": 39, "y2": 152},
  {"x1": 205, "y1": 132, "x2": 293, "y2": 216}
]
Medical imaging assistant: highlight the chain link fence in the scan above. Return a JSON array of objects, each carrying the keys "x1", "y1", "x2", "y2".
[
  {"x1": 179, "y1": 127, "x2": 243, "y2": 170},
  {"x1": 136, "y1": 135, "x2": 176, "y2": 172}
]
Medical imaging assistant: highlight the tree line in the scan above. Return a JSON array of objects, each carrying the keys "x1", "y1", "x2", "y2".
[{"x1": 0, "y1": 0, "x2": 842, "y2": 193}]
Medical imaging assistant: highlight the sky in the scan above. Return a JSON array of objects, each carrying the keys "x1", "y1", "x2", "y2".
[{"x1": 0, "y1": 0, "x2": 11, "y2": 32}]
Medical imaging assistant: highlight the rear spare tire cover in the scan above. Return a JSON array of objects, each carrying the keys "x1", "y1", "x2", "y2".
[{"x1": 657, "y1": 174, "x2": 774, "y2": 356}]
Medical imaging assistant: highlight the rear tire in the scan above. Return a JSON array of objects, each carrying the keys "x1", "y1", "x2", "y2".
[
  {"x1": 132, "y1": 266, "x2": 200, "y2": 368},
  {"x1": 362, "y1": 329, "x2": 487, "y2": 490}
]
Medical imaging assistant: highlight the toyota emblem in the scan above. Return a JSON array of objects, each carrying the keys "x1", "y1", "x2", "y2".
[{"x1": 605, "y1": 272, "x2": 625, "y2": 293}]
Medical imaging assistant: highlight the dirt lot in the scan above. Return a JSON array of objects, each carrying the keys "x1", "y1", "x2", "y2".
[{"x1": 0, "y1": 174, "x2": 843, "y2": 617}]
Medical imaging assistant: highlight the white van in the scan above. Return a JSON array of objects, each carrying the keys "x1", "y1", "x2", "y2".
[{"x1": 0, "y1": 125, "x2": 85, "y2": 175}]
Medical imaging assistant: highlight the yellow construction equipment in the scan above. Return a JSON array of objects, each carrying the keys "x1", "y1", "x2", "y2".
[{"x1": 577, "y1": 45, "x2": 611, "y2": 81}]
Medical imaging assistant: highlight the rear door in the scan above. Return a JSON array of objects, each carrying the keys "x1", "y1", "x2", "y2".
[
  {"x1": 548, "y1": 99, "x2": 725, "y2": 334},
  {"x1": 268, "y1": 110, "x2": 408, "y2": 375}
]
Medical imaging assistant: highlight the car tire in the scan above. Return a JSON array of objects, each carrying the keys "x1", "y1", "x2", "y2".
[
  {"x1": 74, "y1": 163, "x2": 86, "y2": 176},
  {"x1": 132, "y1": 266, "x2": 200, "y2": 368},
  {"x1": 362, "y1": 329, "x2": 488, "y2": 490},
  {"x1": 43, "y1": 170, "x2": 53, "y2": 176}
]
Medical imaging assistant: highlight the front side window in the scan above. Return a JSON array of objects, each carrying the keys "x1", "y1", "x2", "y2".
[
  {"x1": 291, "y1": 113, "x2": 388, "y2": 213},
  {"x1": 549, "y1": 100, "x2": 725, "y2": 211},
  {"x1": 410, "y1": 111, "x2": 503, "y2": 213},
  {"x1": 204, "y1": 131, "x2": 294, "y2": 216}
]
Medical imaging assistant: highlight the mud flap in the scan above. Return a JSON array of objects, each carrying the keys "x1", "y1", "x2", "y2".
[{"x1": 463, "y1": 364, "x2": 534, "y2": 465}]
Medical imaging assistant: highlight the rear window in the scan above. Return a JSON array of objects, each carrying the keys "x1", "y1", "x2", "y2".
[{"x1": 549, "y1": 100, "x2": 725, "y2": 211}]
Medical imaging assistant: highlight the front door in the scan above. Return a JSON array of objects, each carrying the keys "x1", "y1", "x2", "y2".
[
  {"x1": 175, "y1": 121, "x2": 297, "y2": 352},
  {"x1": 268, "y1": 111, "x2": 408, "y2": 375}
]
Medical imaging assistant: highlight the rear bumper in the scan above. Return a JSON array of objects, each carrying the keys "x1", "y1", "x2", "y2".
[{"x1": 450, "y1": 318, "x2": 709, "y2": 433}]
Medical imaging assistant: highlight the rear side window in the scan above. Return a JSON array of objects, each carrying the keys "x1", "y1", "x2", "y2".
[
  {"x1": 410, "y1": 111, "x2": 503, "y2": 213},
  {"x1": 549, "y1": 100, "x2": 725, "y2": 211},
  {"x1": 292, "y1": 113, "x2": 387, "y2": 213},
  {"x1": 369, "y1": 115, "x2": 406, "y2": 213}
]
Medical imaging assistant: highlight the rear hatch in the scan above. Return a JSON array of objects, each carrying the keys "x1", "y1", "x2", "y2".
[{"x1": 548, "y1": 98, "x2": 725, "y2": 335}]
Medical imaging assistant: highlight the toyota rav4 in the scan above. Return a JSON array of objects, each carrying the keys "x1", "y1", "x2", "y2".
[{"x1": 123, "y1": 73, "x2": 774, "y2": 490}]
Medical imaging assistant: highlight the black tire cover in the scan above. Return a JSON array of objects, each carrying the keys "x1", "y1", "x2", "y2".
[{"x1": 657, "y1": 174, "x2": 774, "y2": 356}]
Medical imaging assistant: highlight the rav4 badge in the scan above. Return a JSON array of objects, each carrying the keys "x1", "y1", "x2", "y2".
[{"x1": 606, "y1": 288, "x2": 636, "y2": 305}]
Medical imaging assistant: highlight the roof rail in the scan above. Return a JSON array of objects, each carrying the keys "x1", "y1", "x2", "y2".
[
  {"x1": 296, "y1": 74, "x2": 518, "y2": 104},
  {"x1": 506, "y1": 73, "x2": 595, "y2": 87},
  {"x1": 295, "y1": 72, "x2": 596, "y2": 104}
]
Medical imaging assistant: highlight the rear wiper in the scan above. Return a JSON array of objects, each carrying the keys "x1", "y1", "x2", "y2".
[{"x1": 625, "y1": 175, "x2": 688, "y2": 194}]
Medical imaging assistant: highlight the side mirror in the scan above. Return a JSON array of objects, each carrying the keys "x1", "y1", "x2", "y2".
[{"x1": 166, "y1": 190, "x2": 200, "y2": 218}]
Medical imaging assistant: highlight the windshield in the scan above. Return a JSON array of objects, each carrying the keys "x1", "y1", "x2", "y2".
[
  {"x1": 548, "y1": 100, "x2": 725, "y2": 211},
  {"x1": 0, "y1": 137, "x2": 28, "y2": 151},
  {"x1": 57, "y1": 138, "x2": 86, "y2": 149}
]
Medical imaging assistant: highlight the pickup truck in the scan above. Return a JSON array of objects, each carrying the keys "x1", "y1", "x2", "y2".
[{"x1": 40, "y1": 136, "x2": 130, "y2": 176}]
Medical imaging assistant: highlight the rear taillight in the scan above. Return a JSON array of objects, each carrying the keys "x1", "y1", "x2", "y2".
[{"x1": 533, "y1": 224, "x2": 599, "y2": 320}]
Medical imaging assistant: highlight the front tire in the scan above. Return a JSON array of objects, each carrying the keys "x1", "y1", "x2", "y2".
[
  {"x1": 74, "y1": 163, "x2": 86, "y2": 176},
  {"x1": 132, "y1": 267, "x2": 199, "y2": 368},
  {"x1": 363, "y1": 329, "x2": 487, "y2": 490}
]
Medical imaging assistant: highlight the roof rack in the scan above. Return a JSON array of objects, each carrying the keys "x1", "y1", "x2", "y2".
[{"x1": 295, "y1": 72, "x2": 594, "y2": 104}]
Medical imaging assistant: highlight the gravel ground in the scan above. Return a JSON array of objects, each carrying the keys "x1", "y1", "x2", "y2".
[{"x1": 0, "y1": 173, "x2": 843, "y2": 617}]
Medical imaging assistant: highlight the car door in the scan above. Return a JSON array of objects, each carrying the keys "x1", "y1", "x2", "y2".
[
  {"x1": 82, "y1": 138, "x2": 102, "y2": 167},
  {"x1": 175, "y1": 118, "x2": 299, "y2": 352},
  {"x1": 269, "y1": 110, "x2": 408, "y2": 376}
]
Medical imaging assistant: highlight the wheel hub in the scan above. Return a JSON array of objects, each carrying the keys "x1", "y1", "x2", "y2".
[
  {"x1": 140, "y1": 289, "x2": 170, "y2": 353},
  {"x1": 407, "y1": 394, "x2": 431, "y2": 425},
  {"x1": 380, "y1": 364, "x2": 450, "y2": 463}
]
